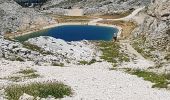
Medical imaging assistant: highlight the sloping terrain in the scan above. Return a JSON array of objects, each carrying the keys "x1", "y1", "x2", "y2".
[{"x1": 0, "y1": 0, "x2": 170, "y2": 100}]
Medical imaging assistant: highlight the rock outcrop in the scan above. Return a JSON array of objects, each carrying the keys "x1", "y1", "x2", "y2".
[{"x1": 0, "y1": 36, "x2": 99, "y2": 65}]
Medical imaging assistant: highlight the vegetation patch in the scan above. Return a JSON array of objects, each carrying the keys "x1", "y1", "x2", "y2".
[
  {"x1": 98, "y1": 10, "x2": 134, "y2": 19},
  {"x1": 22, "y1": 42, "x2": 53, "y2": 55},
  {"x1": 78, "y1": 59, "x2": 97, "y2": 65},
  {"x1": 5, "y1": 82, "x2": 72, "y2": 100},
  {"x1": 98, "y1": 41, "x2": 130, "y2": 64},
  {"x1": 7, "y1": 69, "x2": 40, "y2": 82},
  {"x1": 132, "y1": 37, "x2": 155, "y2": 59},
  {"x1": 126, "y1": 69, "x2": 170, "y2": 88},
  {"x1": 18, "y1": 69, "x2": 37, "y2": 75},
  {"x1": 15, "y1": 57, "x2": 25, "y2": 62},
  {"x1": 165, "y1": 53, "x2": 170, "y2": 61},
  {"x1": 52, "y1": 62, "x2": 64, "y2": 67}
]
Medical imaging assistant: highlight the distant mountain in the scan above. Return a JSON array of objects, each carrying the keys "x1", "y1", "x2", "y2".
[{"x1": 14, "y1": 0, "x2": 48, "y2": 7}]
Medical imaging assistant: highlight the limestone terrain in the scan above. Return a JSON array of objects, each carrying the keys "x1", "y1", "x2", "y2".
[{"x1": 0, "y1": 0, "x2": 170, "y2": 100}]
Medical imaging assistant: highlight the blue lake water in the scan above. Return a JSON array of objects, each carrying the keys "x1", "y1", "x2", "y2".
[{"x1": 15, "y1": 25, "x2": 118, "y2": 42}]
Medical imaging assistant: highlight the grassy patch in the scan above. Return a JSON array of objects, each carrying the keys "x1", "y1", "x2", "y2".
[
  {"x1": 6, "y1": 69, "x2": 40, "y2": 82},
  {"x1": 16, "y1": 57, "x2": 25, "y2": 62},
  {"x1": 98, "y1": 10, "x2": 133, "y2": 19},
  {"x1": 127, "y1": 69, "x2": 170, "y2": 88},
  {"x1": 78, "y1": 59, "x2": 97, "y2": 65},
  {"x1": 18, "y1": 69, "x2": 37, "y2": 75},
  {"x1": 22, "y1": 42, "x2": 53, "y2": 55},
  {"x1": 52, "y1": 62, "x2": 64, "y2": 67},
  {"x1": 132, "y1": 37, "x2": 155, "y2": 59},
  {"x1": 165, "y1": 53, "x2": 170, "y2": 61},
  {"x1": 5, "y1": 82, "x2": 72, "y2": 100},
  {"x1": 78, "y1": 60, "x2": 89, "y2": 65},
  {"x1": 7, "y1": 76, "x2": 21, "y2": 82},
  {"x1": 98, "y1": 41, "x2": 130, "y2": 63}
]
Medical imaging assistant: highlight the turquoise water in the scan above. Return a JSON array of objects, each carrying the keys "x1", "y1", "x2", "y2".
[{"x1": 15, "y1": 25, "x2": 118, "y2": 42}]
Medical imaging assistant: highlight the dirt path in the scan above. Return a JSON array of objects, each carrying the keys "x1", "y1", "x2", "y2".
[
  {"x1": 107, "y1": 7, "x2": 145, "y2": 21},
  {"x1": 89, "y1": 6, "x2": 145, "y2": 24}
]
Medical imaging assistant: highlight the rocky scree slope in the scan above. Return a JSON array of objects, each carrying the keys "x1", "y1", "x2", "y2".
[
  {"x1": 0, "y1": 0, "x2": 55, "y2": 34},
  {"x1": 132, "y1": 0, "x2": 170, "y2": 68}
]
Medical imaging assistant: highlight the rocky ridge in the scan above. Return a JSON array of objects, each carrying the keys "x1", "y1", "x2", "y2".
[{"x1": 41, "y1": 0, "x2": 151, "y2": 15}]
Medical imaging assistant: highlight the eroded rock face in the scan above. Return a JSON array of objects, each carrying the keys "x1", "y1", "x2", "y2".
[{"x1": 133, "y1": 0, "x2": 170, "y2": 65}]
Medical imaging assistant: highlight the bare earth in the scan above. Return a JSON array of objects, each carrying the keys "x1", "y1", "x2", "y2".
[{"x1": 67, "y1": 8, "x2": 83, "y2": 16}]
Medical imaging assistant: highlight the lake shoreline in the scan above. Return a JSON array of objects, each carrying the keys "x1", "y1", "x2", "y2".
[{"x1": 9, "y1": 21, "x2": 122, "y2": 41}]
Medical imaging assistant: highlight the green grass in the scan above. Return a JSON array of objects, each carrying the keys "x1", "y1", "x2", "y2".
[
  {"x1": 78, "y1": 61, "x2": 89, "y2": 65},
  {"x1": 19, "y1": 69, "x2": 40, "y2": 79},
  {"x1": 78, "y1": 59, "x2": 97, "y2": 65},
  {"x1": 127, "y1": 69, "x2": 170, "y2": 88},
  {"x1": 98, "y1": 41, "x2": 130, "y2": 63},
  {"x1": 165, "y1": 53, "x2": 170, "y2": 61},
  {"x1": 5, "y1": 82, "x2": 72, "y2": 100},
  {"x1": 22, "y1": 42, "x2": 53, "y2": 55},
  {"x1": 24, "y1": 73, "x2": 40, "y2": 79},
  {"x1": 16, "y1": 57, "x2": 25, "y2": 62},
  {"x1": 7, "y1": 69, "x2": 40, "y2": 82},
  {"x1": 7, "y1": 76, "x2": 21, "y2": 82},
  {"x1": 52, "y1": 62, "x2": 64, "y2": 67},
  {"x1": 132, "y1": 38, "x2": 155, "y2": 59},
  {"x1": 18, "y1": 69, "x2": 37, "y2": 75}
]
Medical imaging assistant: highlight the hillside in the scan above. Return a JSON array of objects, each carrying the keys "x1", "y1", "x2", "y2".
[{"x1": 0, "y1": 0, "x2": 55, "y2": 34}]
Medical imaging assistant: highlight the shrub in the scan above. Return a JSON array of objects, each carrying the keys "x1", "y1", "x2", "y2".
[
  {"x1": 18, "y1": 69, "x2": 37, "y2": 75},
  {"x1": 52, "y1": 63, "x2": 64, "y2": 67},
  {"x1": 16, "y1": 57, "x2": 24, "y2": 62},
  {"x1": 5, "y1": 82, "x2": 72, "y2": 100}
]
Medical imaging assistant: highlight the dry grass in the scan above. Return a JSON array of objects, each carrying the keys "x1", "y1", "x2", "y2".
[
  {"x1": 98, "y1": 20, "x2": 136, "y2": 39},
  {"x1": 51, "y1": 15, "x2": 94, "y2": 23},
  {"x1": 97, "y1": 10, "x2": 133, "y2": 19}
]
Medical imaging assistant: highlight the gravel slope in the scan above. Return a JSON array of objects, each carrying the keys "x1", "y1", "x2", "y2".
[
  {"x1": 33, "y1": 62, "x2": 170, "y2": 100},
  {"x1": 1, "y1": 60, "x2": 170, "y2": 99}
]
